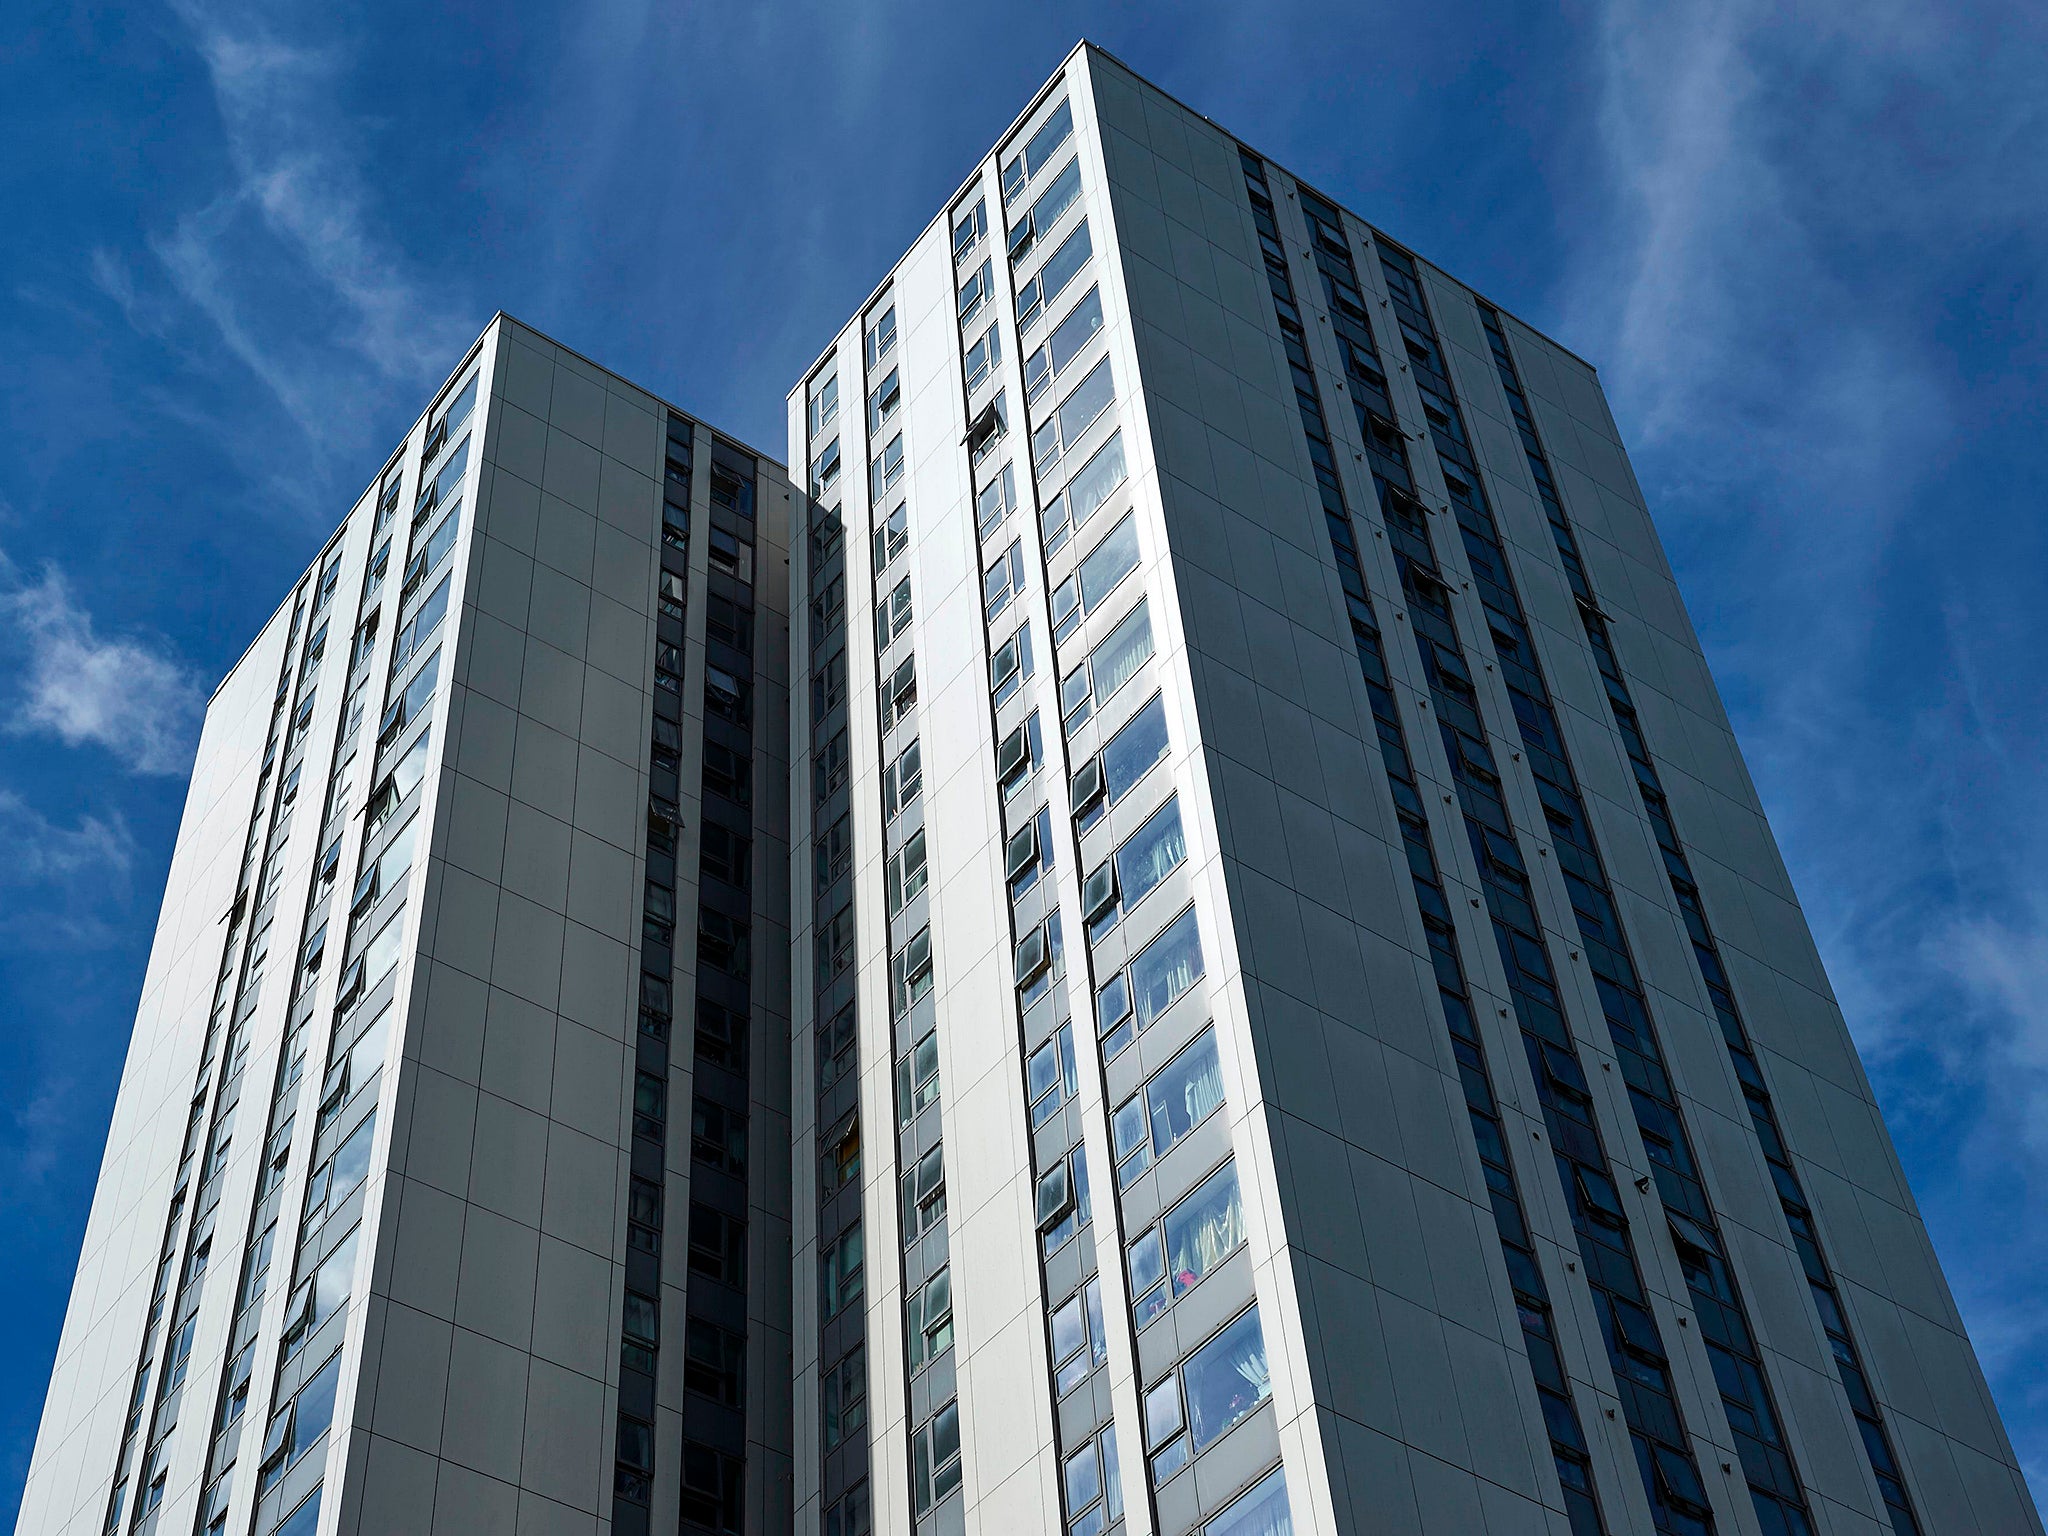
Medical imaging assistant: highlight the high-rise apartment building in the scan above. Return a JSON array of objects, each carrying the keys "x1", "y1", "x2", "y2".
[
  {"x1": 20, "y1": 41, "x2": 2041, "y2": 1536},
  {"x1": 17, "y1": 317, "x2": 797, "y2": 1536},
  {"x1": 784, "y1": 41, "x2": 2039, "y2": 1536}
]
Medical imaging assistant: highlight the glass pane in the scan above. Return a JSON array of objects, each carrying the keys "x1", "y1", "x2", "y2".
[
  {"x1": 1089, "y1": 598, "x2": 1152, "y2": 703},
  {"x1": 1102, "y1": 694, "x2": 1169, "y2": 804},
  {"x1": 1183, "y1": 1306, "x2": 1270, "y2": 1451},
  {"x1": 1144, "y1": 1376, "x2": 1182, "y2": 1447},
  {"x1": 1132, "y1": 905, "x2": 1204, "y2": 1028},
  {"x1": 1207, "y1": 1465, "x2": 1293, "y2": 1536},
  {"x1": 1030, "y1": 157, "x2": 1082, "y2": 234},
  {"x1": 1051, "y1": 1293, "x2": 1086, "y2": 1365},
  {"x1": 1056, "y1": 360, "x2": 1116, "y2": 459},
  {"x1": 1116, "y1": 797, "x2": 1187, "y2": 912},
  {"x1": 1065, "y1": 1441, "x2": 1102, "y2": 1512},
  {"x1": 1148, "y1": 1027, "x2": 1224, "y2": 1157},
  {"x1": 1164, "y1": 1159, "x2": 1243, "y2": 1296},
  {"x1": 1066, "y1": 430, "x2": 1126, "y2": 533}
]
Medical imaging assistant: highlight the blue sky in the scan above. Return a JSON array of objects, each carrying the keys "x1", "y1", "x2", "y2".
[{"x1": 3, "y1": 0, "x2": 2044, "y2": 1520}]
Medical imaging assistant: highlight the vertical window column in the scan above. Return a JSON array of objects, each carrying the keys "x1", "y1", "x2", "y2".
[
  {"x1": 1238, "y1": 152, "x2": 1607, "y2": 1536},
  {"x1": 806, "y1": 354, "x2": 873, "y2": 1531},
  {"x1": 675, "y1": 437, "x2": 764, "y2": 1536},
  {"x1": 1372, "y1": 232, "x2": 1811, "y2": 1534},
  {"x1": 1479, "y1": 302, "x2": 1922, "y2": 1536}
]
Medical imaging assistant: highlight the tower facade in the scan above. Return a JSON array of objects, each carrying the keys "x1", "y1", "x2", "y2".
[
  {"x1": 18, "y1": 317, "x2": 796, "y2": 1536},
  {"x1": 783, "y1": 42, "x2": 2039, "y2": 1536},
  {"x1": 19, "y1": 41, "x2": 2041, "y2": 1536}
]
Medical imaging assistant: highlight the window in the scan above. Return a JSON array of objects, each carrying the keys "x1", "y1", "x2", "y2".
[
  {"x1": 1024, "y1": 285, "x2": 1104, "y2": 403},
  {"x1": 953, "y1": 197, "x2": 987, "y2": 260},
  {"x1": 1033, "y1": 358, "x2": 1114, "y2": 476},
  {"x1": 413, "y1": 436, "x2": 469, "y2": 522},
  {"x1": 655, "y1": 641, "x2": 684, "y2": 693},
  {"x1": 663, "y1": 570, "x2": 692, "y2": 625},
  {"x1": 1183, "y1": 1306, "x2": 1271, "y2": 1454},
  {"x1": 824, "y1": 1485, "x2": 871, "y2": 1536},
  {"x1": 912, "y1": 1402, "x2": 963, "y2": 1514},
  {"x1": 881, "y1": 653, "x2": 918, "y2": 731},
  {"x1": 1018, "y1": 218, "x2": 1092, "y2": 330},
  {"x1": 1128, "y1": 1154, "x2": 1241, "y2": 1325},
  {"x1": 1114, "y1": 1028, "x2": 1220, "y2": 1187},
  {"x1": 887, "y1": 828, "x2": 929, "y2": 915},
  {"x1": 984, "y1": 539, "x2": 1026, "y2": 620},
  {"x1": 976, "y1": 461, "x2": 1016, "y2": 540},
  {"x1": 823, "y1": 1126, "x2": 857, "y2": 1203},
  {"x1": 964, "y1": 322, "x2": 1002, "y2": 393},
  {"x1": 873, "y1": 501, "x2": 909, "y2": 572},
  {"x1": 1100, "y1": 903, "x2": 1204, "y2": 1056},
  {"x1": 1003, "y1": 98, "x2": 1073, "y2": 205},
  {"x1": 692, "y1": 1097, "x2": 747, "y2": 1174},
  {"x1": 958, "y1": 258, "x2": 994, "y2": 327},
  {"x1": 339, "y1": 902, "x2": 405, "y2": 1011},
  {"x1": 1065, "y1": 1429, "x2": 1125, "y2": 1536},
  {"x1": 705, "y1": 665, "x2": 750, "y2": 726},
  {"x1": 877, "y1": 576, "x2": 914, "y2": 650},
  {"x1": 1050, "y1": 1276, "x2": 1108, "y2": 1396},
  {"x1": 256, "y1": 1349, "x2": 341, "y2": 1494},
  {"x1": 1027, "y1": 1025, "x2": 1078, "y2": 1127},
  {"x1": 811, "y1": 437, "x2": 842, "y2": 500},
  {"x1": 897, "y1": 1029, "x2": 941, "y2": 1123},
  {"x1": 1106, "y1": 796, "x2": 1187, "y2": 924},
  {"x1": 1037, "y1": 1146, "x2": 1089, "y2": 1255},
  {"x1": 1091, "y1": 692, "x2": 1171, "y2": 822},
  {"x1": 622, "y1": 1288, "x2": 659, "y2": 1371},
  {"x1": 377, "y1": 648, "x2": 439, "y2": 753},
  {"x1": 1205, "y1": 1465, "x2": 1292, "y2": 1536},
  {"x1": 1007, "y1": 805, "x2": 1053, "y2": 899},
  {"x1": 423, "y1": 372, "x2": 478, "y2": 464},
  {"x1": 808, "y1": 368, "x2": 840, "y2": 439},
  {"x1": 387, "y1": 573, "x2": 451, "y2": 677},
  {"x1": 867, "y1": 367, "x2": 902, "y2": 437},
  {"x1": 907, "y1": 1266, "x2": 954, "y2": 1372},
  {"x1": 695, "y1": 996, "x2": 747, "y2": 1073},
  {"x1": 402, "y1": 501, "x2": 461, "y2": 602},
  {"x1": 813, "y1": 730, "x2": 848, "y2": 807},
  {"x1": 708, "y1": 525, "x2": 753, "y2": 584},
  {"x1": 698, "y1": 910, "x2": 750, "y2": 977},
  {"x1": 1008, "y1": 156, "x2": 1082, "y2": 263},
  {"x1": 892, "y1": 926, "x2": 933, "y2": 1016},
  {"x1": 823, "y1": 1345, "x2": 868, "y2": 1447},
  {"x1": 358, "y1": 733, "x2": 421, "y2": 843},
  {"x1": 869, "y1": 433, "x2": 905, "y2": 500},
  {"x1": 997, "y1": 709, "x2": 1041, "y2": 795},
  {"x1": 680, "y1": 1443, "x2": 744, "y2": 1534},
  {"x1": 1063, "y1": 599, "x2": 1152, "y2": 728},
  {"x1": 903, "y1": 1143, "x2": 946, "y2": 1237},
  {"x1": 816, "y1": 906, "x2": 855, "y2": 982},
  {"x1": 701, "y1": 821, "x2": 750, "y2": 888},
  {"x1": 629, "y1": 1175, "x2": 663, "y2": 1254},
  {"x1": 883, "y1": 737, "x2": 922, "y2": 821},
  {"x1": 968, "y1": 390, "x2": 1009, "y2": 466},
  {"x1": 686, "y1": 1318, "x2": 746, "y2": 1406},
  {"x1": 815, "y1": 1004, "x2": 856, "y2": 1097},
  {"x1": 712, "y1": 452, "x2": 753, "y2": 509},
  {"x1": 822, "y1": 1225, "x2": 864, "y2": 1319},
  {"x1": 815, "y1": 813, "x2": 853, "y2": 891},
  {"x1": 640, "y1": 972, "x2": 673, "y2": 1037},
  {"x1": 864, "y1": 304, "x2": 897, "y2": 369},
  {"x1": 688, "y1": 1202, "x2": 746, "y2": 1286}
]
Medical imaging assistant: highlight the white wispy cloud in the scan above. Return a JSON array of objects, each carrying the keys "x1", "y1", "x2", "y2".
[
  {"x1": 113, "y1": 0, "x2": 475, "y2": 459},
  {"x1": 0, "y1": 552, "x2": 203, "y2": 776}
]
